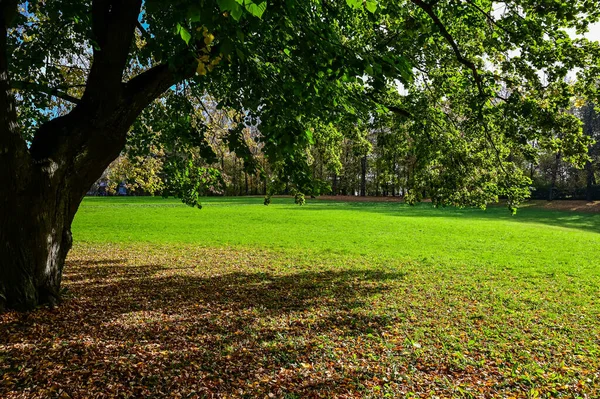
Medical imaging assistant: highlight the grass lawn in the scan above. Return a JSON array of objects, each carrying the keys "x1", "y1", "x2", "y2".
[{"x1": 2, "y1": 197, "x2": 600, "y2": 398}]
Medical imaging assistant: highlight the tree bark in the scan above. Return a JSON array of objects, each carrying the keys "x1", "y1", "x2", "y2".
[
  {"x1": 1, "y1": 0, "x2": 196, "y2": 310},
  {"x1": 586, "y1": 160, "x2": 595, "y2": 202},
  {"x1": 0, "y1": 178, "x2": 79, "y2": 310},
  {"x1": 360, "y1": 155, "x2": 367, "y2": 197},
  {"x1": 548, "y1": 151, "x2": 561, "y2": 201},
  {"x1": 332, "y1": 173, "x2": 338, "y2": 195}
]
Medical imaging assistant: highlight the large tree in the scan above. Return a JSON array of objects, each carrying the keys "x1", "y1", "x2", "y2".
[{"x1": 1, "y1": 0, "x2": 599, "y2": 310}]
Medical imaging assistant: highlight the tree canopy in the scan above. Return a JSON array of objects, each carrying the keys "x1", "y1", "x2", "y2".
[{"x1": 6, "y1": 0, "x2": 600, "y2": 211}]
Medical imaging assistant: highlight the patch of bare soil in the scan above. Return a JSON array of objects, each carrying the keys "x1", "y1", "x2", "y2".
[
  {"x1": 312, "y1": 196, "x2": 600, "y2": 213},
  {"x1": 311, "y1": 195, "x2": 407, "y2": 203},
  {"x1": 524, "y1": 200, "x2": 600, "y2": 213}
]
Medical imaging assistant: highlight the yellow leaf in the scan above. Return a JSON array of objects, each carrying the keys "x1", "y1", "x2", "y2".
[
  {"x1": 204, "y1": 33, "x2": 215, "y2": 45},
  {"x1": 197, "y1": 62, "x2": 207, "y2": 76}
]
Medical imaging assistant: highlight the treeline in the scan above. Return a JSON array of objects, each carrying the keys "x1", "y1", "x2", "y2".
[{"x1": 93, "y1": 101, "x2": 600, "y2": 202}]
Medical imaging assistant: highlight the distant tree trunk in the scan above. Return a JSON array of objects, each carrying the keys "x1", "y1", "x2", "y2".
[
  {"x1": 530, "y1": 162, "x2": 535, "y2": 179},
  {"x1": 586, "y1": 160, "x2": 595, "y2": 202},
  {"x1": 375, "y1": 166, "x2": 379, "y2": 196},
  {"x1": 360, "y1": 155, "x2": 367, "y2": 196},
  {"x1": 233, "y1": 158, "x2": 238, "y2": 195},
  {"x1": 549, "y1": 151, "x2": 561, "y2": 201},
  {"x1": 244, "y1": 171, "x2": 249, "y2": 195},
  {"x1": 398, "y1": 165, "x2": 403, "y2": 197},
  {"x1": 391, "y1": 155, "x2": 396, "y2": 196},
  {"x1": 405, "y1": 165, "x2": 410, "y2": 198},
  {"x1": 333, "y1": 174, "x2": 338, "y2": 195}
]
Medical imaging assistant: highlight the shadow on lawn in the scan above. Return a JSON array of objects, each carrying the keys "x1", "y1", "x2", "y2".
[
  {"x1": 306, "y1": 200, "x2": 600, "y2": 234},
  {"x1": 1, "y1": 258, "x2": 409, "y2": 398}
]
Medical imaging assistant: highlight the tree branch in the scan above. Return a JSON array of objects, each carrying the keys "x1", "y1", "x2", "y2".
[
  {"x1": 136, "y1": 21, "x2": 152, "y2": 42},
  {"x1": 84, "y1": 0, "x2": 143, "y2": 102},
  {"x1": 463, "y1": 0, "x2": 511, "y2": 35},
  {"x1": 0, "y1": 3, "x2": 26, "y2": 151},
  {"x1": 12, "y1": 81, "x2": 82, "y2": 104},
  {"x1": 364, "y1": 91, "x2": 413, "y2": 118},
  {"x1": 386, "y1": 105, "x2": 413, "y2": 118},
  {"x1": 411, "y1": 0, "x2": 484, "y2": 96},
  {"x1": 124, "y1": 59, "x2": 196, "y2": 117},
  {"x1": 0, "y1": 0, "x2": 31, "y2": 181}
]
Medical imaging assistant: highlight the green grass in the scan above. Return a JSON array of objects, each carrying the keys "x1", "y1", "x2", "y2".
[
  {"x1": 74, "y1": 196, "x2": 600, "y2": 274},
  {"x1": 3, "y1": 196, "x2": 600, "y2": 398}
]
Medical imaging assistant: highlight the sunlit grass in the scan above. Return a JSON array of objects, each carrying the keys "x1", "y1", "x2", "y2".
[
  {"x1": 74, "y1": 196, "x2": 600, "y2": 274},
  {"x1": 2, "y1": 197, "x2": 599, "y2": 397}
]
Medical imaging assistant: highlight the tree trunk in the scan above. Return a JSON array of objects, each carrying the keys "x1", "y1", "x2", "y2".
[
  {"x1": 0, "y1": 0, "x2": 194, "y2": 311},
  {"x1": 586, "y1": 160, "x2": 595, "y2": 202},
  {"x1": 332, "y1": 174, "x2": 338, "y2": 195},
  {"x1": 0, "y1": 185, "x2": 79, "y2": 310},
  {"x1": 0, "y1": 110, "x2": 129, "y2": 310},
  {"x1": 548, "y1": 151, "x2": 561, "y2": 201},
  {"x1": 360, "y1": 155, "x2": 367, "y2": 197},
  {"x1": 391, "y1": 155, "x2": 396, "y2": 196}
]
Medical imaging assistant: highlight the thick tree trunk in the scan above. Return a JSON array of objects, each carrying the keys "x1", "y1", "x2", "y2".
[
  {"x1": 0, "y1": 113, "x2": 126, "y2": 310},
  {"x1": 0, "y1": 188, "x2": 78, "y2": 310},
  {"x1": 0, "y1": 0, "x2": 194, "y2": 311}
]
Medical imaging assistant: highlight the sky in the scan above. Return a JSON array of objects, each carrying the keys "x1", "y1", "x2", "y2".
[{"x1": 584, "y1": 23, "x2": 600, "y2": 41}]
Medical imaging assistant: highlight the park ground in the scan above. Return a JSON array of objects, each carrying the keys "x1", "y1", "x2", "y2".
[{"x1": 1, "y1": 197, "x2": 600, "y2": 398}]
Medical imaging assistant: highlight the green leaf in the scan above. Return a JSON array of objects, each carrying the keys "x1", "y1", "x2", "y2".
[
  {"x1": 305, "y1": 129, "x2": 315, "y2": 145},
  {"x1": 244, "y1": 0, "x2": 267, "y2": 19},
  {"x1": 231, "y1": 4, "x2": 243, "y2": 20},
  {"x1": 176, "y1": 23, "x2": 192, "y2": 45},
  {"x1": 365, "y1": 0, "x2": 377, "y2": 13},
  {"x1": 217, "y1": 0, "x2": 244, "y2": 21},
  {"x1": 345, "y1": 0, "x2": 362, "y2": 9},
  {"x1": 187, "y1": 5, "x2": 201, "y2": 22},
  {"x1": 236, "y1": 48, "x2": 246, "y2": 62},
  {"x1": 217, "y1": 0, "x2": 238, "y2": 11},
  {"x1": 219, "y1": 37, "x2": 234, "y2": 56}
]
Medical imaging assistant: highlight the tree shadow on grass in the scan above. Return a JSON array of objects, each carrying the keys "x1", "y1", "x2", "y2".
[
  {"x1": 1, "y1": 257, "x2": 411, "y2": 398},
  {"x1": 305, "y1": 200, "x2": 600, "y2": 234}
]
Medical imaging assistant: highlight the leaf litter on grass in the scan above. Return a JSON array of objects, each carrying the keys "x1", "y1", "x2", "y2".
[{"x1": 1, "y1": 244, "x2": 599, "y2": 398}]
